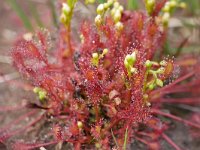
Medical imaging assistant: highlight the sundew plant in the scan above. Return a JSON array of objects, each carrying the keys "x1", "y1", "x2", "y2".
[{"x1": 0, "y1": 0, "x2": 200, "y2": 149}]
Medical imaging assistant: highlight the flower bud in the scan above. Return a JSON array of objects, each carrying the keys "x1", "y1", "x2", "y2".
[
  {"x1": 115, "y1": 21, "x2": 123, "y2": 31},
  {"x1": 60, "y1": 13, "x2": 67, "y2": 24},
  {"x1": 179, "y1": 2, "x2": 187, "y2": 9},
  {"x1": 113, "y1": 10, "x2": 121, "y2": 23},
  {"x1": 92, "y1": 53, "x2": 98, "y2": 59},
  {"x1": 145, "y1": 60, "x2": 152, "y2": 68},
  {"x1": 131, "y1": 67, "x2": 137, "y2": 74},
  {"x1": 119, "y1": 6, "x2": 124, "y2": 12},
  {"x1": 102, "y1": 48, "x2": 108, "y2": 55},
  {"x1": 77, "y1": 121, "x2": 83, "y2": 129},
  {"x1": 62, "y1": 3, "x2": 71, "y2": 15},
  {"x1": 95, "y1": 15, "x2": 102, "y2": 26},
  {"x1": 160, "y1": 60, "x2": 167, "y2": 66},
  {"x1": 170, "y1": 1, "x2": 177, "y2": 7},
  {"x1": 157, "y1": 67, "x2": 165, "y2": 74},
  {"x1": 38, "y1": 91, "x2": 47, "y2": 100},
  {"x1": 114, "y1": 2, "x2": 120, "y2": 8},
  {"x1": 33, "y1": 87, "x2": 40, "y2": 93},
  {"x1": 156, "y1": 79, "x2": 163, "y2": 87},
  {"x1": 97, "y1": 4, "x2": 104, "y2": 14},
  {"x1": 162, "y1": 12, "x2": 170, "y2": 25},
  {"x1": 149, "y1": 83, "x2": 155, "y2": 90}
]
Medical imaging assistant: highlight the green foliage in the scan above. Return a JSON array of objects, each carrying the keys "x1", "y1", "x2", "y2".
[
  {"x1": 7, "y1": 0, "x2": 33, "y2": 30},
  {"x1": 127, "y1": 0, "x2": 139, "y2": 10}
]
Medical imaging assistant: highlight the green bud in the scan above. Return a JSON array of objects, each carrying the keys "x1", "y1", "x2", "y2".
[
  {"x1": 131, "y1": 67, "x2": 137, "y2": 74},
  {"x1": 113, "y1": 10, "x2": 121, "y2": 23},
  {"x1": 38, "y1": 91, "x2": 47, "y2": 100},
  {"x1": 127, "y1": 52, "x2": 136, "y2": 66},
  {"x1": 162, "y1": 12, "x2": 170, "y2": 25},
  {"x1": 77, "y1": 121, "x2": 83, "y2": 129},
  {"x1": 124, "y1": 59, "x2": 129, "y2": 69},
  {"x1": 179, "y1": 2, "x2": 186, "y2": 9},
  {"x1": 92, "y1": 53, "x2": 98, "y2": 59},
  {"x1": 163, "y1": 5, "x2": 170, "y2": 12},
  {"x1": 95, "y1": 15, "x2": 102, "y2": 26},
  {"x1": 104, "y1": 3, "x2": 110, "y2": 9},
  {"x1": 60, "y1": 13, "x2": 67, "y2": 24},
  {"x1": 97, "y1": 4, "x2": 104, "y2": 14},
  {"x1": 170, "y1": 1, "x2": 177, "y2": 7},
  {"x1": 160, "y1": 60, "x2": 167, "y2": 66},
  {"x1": 118, "y1": 6, "x2": 124, "y2": 12},
  {"x1": 143, "y1": 94, "x2": 149, "y2": 100},
  {"x1": 115, "y1": 21, "x2": 123, "y2": 31},
  {"x1": 102, "y1": 48, "x2": 108, "y2": 55},
  {"x1": 33, "y1": 87, "x2": 40, "y2": 93},
  {"x1": 149, "y1": 83, "x2": 155, "y2": 90},
  {"x1": 145, "y1": 60, "x2": 152, "y2": 68},
  {"x1": 157, "y1": 67, "x2": 165, "y2": 74},
  {"x1": 114, "y1": 2, "x2": 120, "y2": 8},
  {"x1": 95, "y1": 143, "x2": 101, "y2": 148},
  {"x1": 62, "y1": 3, "x2": 71, "y2": 15},
  {"x1": 107, "y1": 0, "x2": 114, "y2": 6},
  {"x1": 156, "y1": 79, "x2": 163, "y2": 87},
  {"x1": 85, "y1": 0, "x2": 95, "y2": 4}
]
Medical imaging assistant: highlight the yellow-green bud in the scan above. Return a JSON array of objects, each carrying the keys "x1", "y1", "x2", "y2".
[
  {"x1": 114, "y1": 2, "x2": 120, "y2": 8},
  {"x1": 170, "y1": 1, "x2": 177, "y2": 7},
  {"x1": 33, "y1": 87, "x2": 40, "y2": 93},
  {"x1": 162, "y1": 12, "x2": 170, "y2": 25},
  {"x1": 160, "y1": 60, "x2": 167, "y2": 66},
  {"x1": 179, "y1": 2, "x2": 186, "y2": 9},
  {"x1": 163, "y1": 4, "x2": 170, "y2": 12},
  {"x1": 95, "y1": 143, "x2": 101, "y2": 148},
  {"x1": 107, "y1": 0, "x2": 114, "y2": 6},
  {"x1": 115, "y1": 21, "x2": 123, "y2": 31},
  {"x1": 147, "y1": 0, "x2": 155, "y2": 7},
  {"x1": 62, "y1": 3, "x2": 71, "y2": 15},
  {"x1": 156, "y1": 79, "x2": 163, "y2": 87},
  {"x1": 92, "y1": 53, "x2": 98, "y2": 59},
  {"x1": 143, "y1": 94, "x2": 149, "y2": 100},
  {"x1": 111, "y1": 8, "x2": 116, "y2": 17},
  {"x1": 118, "y1": 6, "x2": 124, "y2": 12},
  {"x1": 145, "y1": 60, "x2": 152, "y2": 68},
  {"x1": 131, "y1": 67, "x2": 137, "y2": 74},
  {"x1": 124, "y1": 59, "x2": 129, "y2": 68},
  {"x1": 60, "y1": 13, "x2": 67, "y2": 24},
  {"x1": 157, "y1": 67, "x2": 165, "y2": 74},
  {"x1": 85, "y1": 0, "x2": 95, "y2": 4},
  {"x1": 97, "y1": 4, "x2": 104, "y2": 14},
  {"x1": 149, "y1": 83, "x2": 155, "y2": 90},
  {"x1": 38, "y1": 91, "x2": 47, "y2": 100},
  {"x1": 80, "y1": 34, "x2": 84, "y2": 43},
  {"x1": 113, "y1": 10, "x2": 121, "y2": 23},
  {"x1": 127, "y1": 52, "x2": 136, "y2": 66},
  {"x1": 95, "y1": 15, "x2": 102, "y2": 26},
  {"x1": 77, "y1": 121, "x2": 83, "y2": 129},
  {"x1": 104, "y1": 3, "x2": 109, "y2": 9},
  {"x1": 102, "y1": 48, "x2": 108, "y2": 55}
]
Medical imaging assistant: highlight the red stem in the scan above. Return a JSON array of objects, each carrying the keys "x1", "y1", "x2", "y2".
[
  {"x1": 157, "y1": 98, "x2": 200, "y2": 104},
  {"x1": 162, "y1": 133, "x2": 182, "y2": 150},
  {"x1": 152, "y1": 109, "x2": 200, "y2": 129}
]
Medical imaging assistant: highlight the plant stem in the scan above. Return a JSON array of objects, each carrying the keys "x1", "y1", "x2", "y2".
[
  {"x1": 123, "y1": 127, "x2": 128, "y2": 150},
  {"x1": 152, "y1": 109, "x2": 200, "y2": 129},
  {"x1": 162, "y1": 133, "x2": 182, "y2": 150}
]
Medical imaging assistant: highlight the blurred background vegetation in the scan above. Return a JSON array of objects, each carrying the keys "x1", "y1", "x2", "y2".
[{"x1": 0, "y1": 0, "x2": 199, "y2": 71}]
